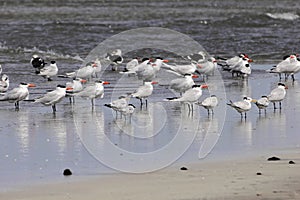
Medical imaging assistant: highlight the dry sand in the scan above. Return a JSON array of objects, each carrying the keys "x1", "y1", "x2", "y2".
[{"x1": 1, "y1": 149, "x2": 300, "y2": 200}]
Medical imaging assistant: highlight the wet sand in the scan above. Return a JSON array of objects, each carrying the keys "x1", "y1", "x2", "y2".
[{"x1": 1, "y1": 149, "x2": 300, "y2": 200}]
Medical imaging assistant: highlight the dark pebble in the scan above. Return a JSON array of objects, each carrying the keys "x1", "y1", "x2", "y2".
[
  {"x1": 267, "y1": 156, "x2": 281, "y2": 161},
  {"x1": 180, "y1": 166, "x2": 188, "y2": 171},
  {"x1": 256, "y1": 172, "x2": 262, "y2": 175},
  {"x1": 289, "y1": 160, "x2": 295, "y2": 164},
  {"x1": 63, "y1": 168, "x2": 72, "y2": 176}
]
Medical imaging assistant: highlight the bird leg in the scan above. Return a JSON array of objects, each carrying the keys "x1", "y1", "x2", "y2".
[
  {"x1": 279, "y1": 102, "x2": 282, "y2": 110},
  {"x1": 52, "y1": 104, "x2": 56, "y2": 113},
  {"x1": 91, "y1": 99, "x2": 94, "y2": 107},
  {"x1": 145, "y1": 99, "x2": 148, "y2": 108},
  {"x1": 273, "y1": 102, "x2": 277, "y2": 110},
  {"x1": 292, "y1": 74, "x2": 295, "y2": 82},
  {"x1": 15, "y1": 101, "x2": 20, "y2": 111}
]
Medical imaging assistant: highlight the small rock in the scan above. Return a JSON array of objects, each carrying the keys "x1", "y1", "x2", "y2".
[
  {"x1": 289, "y1": 160, "x2": 295, "y2": 164},
  {"x1": 267, "y1": 156, "x2": 280, "y2": 161},
  {"x1": 180, "y1": 166, "x2": 188, "y2": 171},
  {"x1": 63, "y1": 169, "x2": 72, "y2": 176},
  {"x1": 256, "y1": 172, "x2": 262, "y2": 175}
]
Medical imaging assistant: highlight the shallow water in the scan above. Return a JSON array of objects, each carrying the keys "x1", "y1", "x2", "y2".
[{"x1": 0, "y1": 0, "x2": 300, "y2": 190}]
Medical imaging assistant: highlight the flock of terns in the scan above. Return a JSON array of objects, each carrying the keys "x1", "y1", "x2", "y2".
[{"x1": 0, "y1": 49, "x2": 298, "y2": 120}]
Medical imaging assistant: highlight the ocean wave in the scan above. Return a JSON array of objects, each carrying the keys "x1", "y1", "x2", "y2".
[
  {"x1": 266, "y1": 12, "x2": 299, "y2": 21},
  {"x1": 0, "y1": 42, "x2": 84, "y2": 61}
]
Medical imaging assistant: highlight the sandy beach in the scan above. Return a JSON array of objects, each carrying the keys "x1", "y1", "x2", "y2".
[{"x1": 1, "y1": 149, "x2": 299, "y2": 200}]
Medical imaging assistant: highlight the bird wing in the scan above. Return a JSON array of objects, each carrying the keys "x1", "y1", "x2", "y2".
[{"x1": 268, "y1": 88, "x2": 285, "y2": 101}]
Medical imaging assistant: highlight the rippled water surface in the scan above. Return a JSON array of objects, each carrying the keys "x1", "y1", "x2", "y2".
[{"x1": 0, "y1": 0, "x2": 300, "y2": 189}]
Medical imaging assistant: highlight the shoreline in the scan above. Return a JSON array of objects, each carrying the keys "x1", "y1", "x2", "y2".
[{"x1": 2, "y1": 148, "x2": 300, "y2": 200}]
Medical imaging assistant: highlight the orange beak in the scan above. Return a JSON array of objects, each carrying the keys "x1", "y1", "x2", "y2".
[
  {"x1": 248, "y1": 59, "x2": 253, "y2": 63},
  {"x1": 92, "y1": 63, "x2": 98, "y2": 67},
  {"x1": 80, "y1": 79, "x2": 87, "y2": 83},
  {"x1": 151, "y1": 81, "x2": 158, "y2": 85},
  {"x1": 163, "y1": 60, "x2": 169, "y2": 63},
  {"x1": 66, "y1": 87, "x2": 73, "y2": 91},
  {"x1": 192, "y1": 74, "x2": 199, "y2": 78},
  {"x1": 28, "y1": 83, "x2": 36, "y2": 88},
  {"x1": 201, "y1": 84, "x2": 208, "y2": 89},
  {"x1": 285, "y1": 86, "x2": 288, "y2": 89},
  {"x1": 197, "y1": 64, "x2": 202, "y2": 68},
  {"x1": 103, "y1": 81, "x2": 110, "y2": 85}
]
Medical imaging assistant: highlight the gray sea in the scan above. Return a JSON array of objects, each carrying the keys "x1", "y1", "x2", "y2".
[{"x1": 0, "y1": 0, "x2": 300, "y2": 189}]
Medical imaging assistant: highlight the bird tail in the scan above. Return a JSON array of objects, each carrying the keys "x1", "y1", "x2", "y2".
[
  {"x1": 164, "y1": 97, "x2": 179, "y2": 101},
  {"x1": 226, "y1": 100, "x2": 233, "y2": 106},
  {"x1": 104, "y1": 104, "x2": 112, "y2": 108}
]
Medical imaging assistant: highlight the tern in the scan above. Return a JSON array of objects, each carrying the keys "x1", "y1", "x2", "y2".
[
  {"x1": 30, "y1": 54, "x2": 46, "y2": 74},
  {"x1": 165, "y1": 84, "x2": 208, "y2": 113},
  {"x1": 136, "y1": 58, "x2": 168, "y2": 82},
  {"x1": 170, "y1": 74, "x2": 198, "y2": 95},
  {"x1": 196, "y1": 95, "x2": 218, "y2": 115},
  {"x1": 105, "y1": 49, "x2": 123, "y2": 71},
  {"x1": 131, "y1": 81, "x2": 158, "y2": 107},
  {"x1": 124, "y1": 58, "x2": 139, "y2": 72},
  {"x1": 196, "y1": 57, "x2": 217, "y2": 76},
  {"x1": 38, "y1": 61, "x2": 58, "y2": 81},
  {"x1": 267, "y1": 83, "x2": 287, "y2": 110},
  {"x1": 104, "y1": 95, "x2": 131, "y2": 118},
  {"x1": 120, "y1": 58, "x2": 150, "y2": 75},
  {"x1": 66, "y1": 78, "x2": 87, "y2": 104},
  {"x1": 227, "y1": 97, "x2": 255, "y2": 118},
  {"x1": 34, "y1": 85, "x2": 72, "y2": 113},
  {"x1": 0, "y1": 82, "x2": 36, "y2": 110},
  {"x1": 162, "y1": 61, "x2": 198, "y2": 76},
  {"x1": 0, "y1": 74, "x2": 9, "y2": 93},
  {"x1": 267, "y1": 54, "x2": 300, "y2": 81},
  {"x1": 61, "y1": 62, "x2": 97, "y2": 80},
  {"x1": 74, "y1": 80, "x2": 110, "y2": 107},
  {"x1": 254, "y1": 95, "x2": 269, "y2": 114}
]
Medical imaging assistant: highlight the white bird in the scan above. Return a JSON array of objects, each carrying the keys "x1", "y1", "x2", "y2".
[
  {"x1": 104, "y1": 95, "x2": 131, "y2": 117},
  {"x1": 120, "y1": 58, "x2": 151, "y2": 75},
  {"x1": 124, "y1": 58, "x2": 139, "y2": 72},
  {"x1": 105, "y1": 49, "x2": 123, "y2": 71},
  {"x1": 254, "y1": 95, "x2": 269, "y2": 114},
  {"x1": 136, "y1": 61, "x2": 156, "y2": 82},
  {"x1": 131, "y1": 81, "x2": 158, "y2": 107},
  {"x1": 38, "y1": 61, "x2": 58, "y2": 81},
  {"x1": 136, "y1": 58, "x2": 168, "y2": 82},
  {"x1": 30, "y1": 54, "x2": 46, "y2": 74},
  {"x1": 0, "y1": 82, "x2": 36, "y2": 110},
  {"x1": 162, "y1": 61, "x2": 199, "y2": 76},
  {"x1": 227, "y1": 97, "x2": 255, "y2": 118},
  {"x1": 92, "y1": 58, "x2": 102, "y2": 78},
  {"x1": 151, "y1": 57, "x2": 169, "y2": 73},
  {"x1": 165, "y1": 84, "x2": 208, "y2": 112},
  {"x1": 196, "y1": 95, "x2": 218, "y2": 115},
  {"x1": 66, "y1": 78, "x2": 87, "y2": 104},
  {"x1": 74, "y1": 80, "x2": 110, "y2": 107},
  {"x1": 62, "y1": 62, "x2": 97, "y2": 80},
  {"x1": 34, "y1": 85, "x2": 72, "y2": 113},
  {"x1": 196, "y1": 57, "x2": 217, "y2": 78},
  {"x1": 267, "y1": 83, "x2": 287, "y2": 110},
  {"x1": 267, "y1": 54, "x2": 300, "y2": 81},
  {"x1": 218, "y1": 54, "x2": 253, "y2": 76},
  {"x1": 170, "y1": 74, "x2": 198, "y2": 95},
  {"x1": 0, "y1": 74, "x2": 9, "y2": 93}
]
